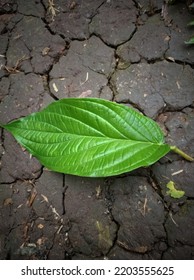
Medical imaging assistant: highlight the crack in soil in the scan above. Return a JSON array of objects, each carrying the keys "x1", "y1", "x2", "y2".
[
  {"x1": 62, "y1": 175, "x2": 68, "y2": 215},
  {"x1": 102, "y1": 180, "x2": 120, "y2": 257},
  {"x1": 40, "y1": 73, "x2": 59, "y2": 101},
  {"x1": 1, "y1": 0, "x2": 194, "y2": 260}
]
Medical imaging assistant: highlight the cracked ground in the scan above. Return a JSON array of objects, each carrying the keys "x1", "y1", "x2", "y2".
[{"x1": 0, "y1": 0, "x2": 194, "y2": 260}]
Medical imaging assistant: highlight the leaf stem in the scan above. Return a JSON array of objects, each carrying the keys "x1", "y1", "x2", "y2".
[{"x1": 170, "y1": 146, "x2": 194, "y2": 162}]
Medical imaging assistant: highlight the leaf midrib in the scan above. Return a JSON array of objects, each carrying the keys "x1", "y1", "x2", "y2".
[{"x1": 8, "y1": 124, "x2": 165, "y2": 146}]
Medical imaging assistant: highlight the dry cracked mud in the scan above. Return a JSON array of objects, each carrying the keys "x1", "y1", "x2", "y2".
[{"x1": 0, "y1": 0, "x2": 194, "y2": 260}]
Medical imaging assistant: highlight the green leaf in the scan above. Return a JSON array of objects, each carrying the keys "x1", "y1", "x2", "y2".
[
  {"x1": 187, "y1": 21, "x2": 194, "y2": 26},
  {"x1": 166, "y1": 181, "x2": 185, "y2": 199},
  {"x1": 1, "y1": 98, "x2": 170, "y2": 177},
  {"x1": 185, "y1": 37, "x2": 194, "y2": 45}
]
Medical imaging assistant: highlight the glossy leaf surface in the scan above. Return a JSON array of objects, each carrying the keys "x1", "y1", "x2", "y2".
[{"x1": 1, "y1": 98, "x2": 170, "y2": 177}]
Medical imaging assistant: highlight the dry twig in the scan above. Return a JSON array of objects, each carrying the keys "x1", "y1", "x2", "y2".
[
  {"x1": 48, "y1": 0, "x2": 59, "y2": 20},
  {"x1": 4, "y1": 55, "x2": 29, "y2": 74}
]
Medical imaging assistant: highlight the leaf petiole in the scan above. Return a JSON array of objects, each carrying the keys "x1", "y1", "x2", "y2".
[{"x1": 170, "y1": 146, "x2": 194, "y2": 162}]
